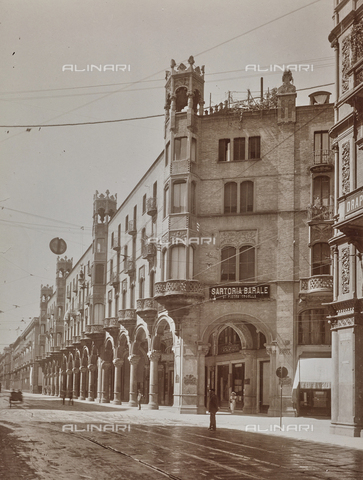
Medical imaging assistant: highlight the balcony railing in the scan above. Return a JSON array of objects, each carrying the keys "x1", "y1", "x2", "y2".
[
  {"x1": 154, "y1": 279, "x2": 204, "y2": 311},
  {"x1": 307, "y1": 203, "x2": 334, "y2": 222},
  {"x1": 110, "y1": 271, "x2": 120, "y2": 287},
  {"x1": 124, "y1": 259, "x2": 135, "y2": 276},
  {"x1": 310, "y1": 150, "x2": 334, "y2": 173},
  {"x1": 299, "y1": 275, "x2": 333, "y2": 297},
  {"x1": 136, "y1": 298, "x2": 158, "y2": 322},
  {"x1": 84, "y1": 324, "x2": 105, "y2": 340},
  {"x1": 127, "y1": 220, "x2": 137, "y2": 236},
  {"x1": 146, "y1": 197, "x2": 157, "y2": 216},
  {"x1": 142, "y1": 241, "x2": 157, "y2": 260}
]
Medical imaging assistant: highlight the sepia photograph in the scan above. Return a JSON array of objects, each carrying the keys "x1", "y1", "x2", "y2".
[{"x1": 1, "y1": 0, "x2": 363, "y2": 478}]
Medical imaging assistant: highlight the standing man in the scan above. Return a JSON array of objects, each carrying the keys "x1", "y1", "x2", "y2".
[
  {"x1": 208, "y1": 388, "x2": 219, "y2": 431},
  {"x1": 137, "y1": 390, "x2": 143, "y2": 410}
]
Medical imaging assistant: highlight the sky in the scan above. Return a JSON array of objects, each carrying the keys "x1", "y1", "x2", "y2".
[{"x1": 0, "y1": 0, "x2": 335, "y2": 350}]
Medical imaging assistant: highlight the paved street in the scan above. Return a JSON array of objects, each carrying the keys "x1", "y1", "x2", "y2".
[{"x1": 1, "y1": 392, "x2": 363, "y2": 480}]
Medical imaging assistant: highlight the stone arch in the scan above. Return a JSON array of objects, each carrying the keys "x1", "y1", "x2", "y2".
[
  {"x1": 175, "y1": 86, "x2": 188, "y2": 112},
  {"x1": 152, "y1": 316, "x2": 174, "y2": 351},
  {"x1": 201, "y1": 312, "x2": 273, "y2": 347}
]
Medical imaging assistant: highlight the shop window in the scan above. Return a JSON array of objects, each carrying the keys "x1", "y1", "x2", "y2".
[
  {"x1": 224, "y1": 182, "x2": 237, "y2": 213},
  {"x1": 234, "y1": 137, "x2": 245, "y2": 161},
  {"x1": 298, "y1": 309, "x2": 331, "y2": 345},
  {"x1": 240, "y1": 181, "x2": 253, "y2": 212},
  {"x1": 221, "y1": 246, "x2": 236, "y2": 281},
  {"x1": 312, "y1": 243, "x2": 330, "y2": 275},
  {"x1": 172, "y1": 181, "x2": 187, "y2": 213},
  {"x1": 248, "y1": 136, "x2": 260, "y2": 159},
  {"x1": 174, "y1": 137, "x2": 188, "y2": 160},
  {"x1": 219, "y1": 139, "x2": 231, "y2": 162},
  {"x1": 239, "y1": 246, "x2": 255, "y2": 281}
]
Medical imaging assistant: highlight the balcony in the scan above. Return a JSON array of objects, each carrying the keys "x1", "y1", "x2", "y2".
[
  {"x1": 84, "y1": 324, "x2": 105, "y2": 342},
  {"x1": 299, "y1": 275, "x2": 333, "y2": 299},
  {"x1": 154, "y1": 280, "x2": 204, "y2": 315},
  {"x1": 110, "y1": 271, "x2": 120, "y2": 287},
  {"x1": 147, "y1": 197, "x2": 157, "y2": 216},
  {"x1": 118, "y1": 309, "x2": 137, "y2": 334},
  {"x1": 127, "y1": 220, "x2": 137, "y2": 236},
  {"x1": 307, "y1": 204, "x2": 334, "y2": 223},
  {"x1": 50, "y1": 346, "x2": 61, "y2": 353},
  {"x1": 142, "y1": 241, "x2": 157, "y2": 261},
  {"x1": 103, "y1": 317, "x2": 119, "y2": 336},
  {"x1": 72, "y1": 335, "x2": 81, "y2": 346},
  {"x1": 124, "y1": 259, "x2": 135, "y2": 276},
  {"x1": 136, "y1": 298, "x2": 158, "y2": 323},
  {"x1": 310, "y1": 150, "x2": 334, "y2": 173},
  {"x1": 112, "y1": 236, "x2": 121, "y2": 251}
]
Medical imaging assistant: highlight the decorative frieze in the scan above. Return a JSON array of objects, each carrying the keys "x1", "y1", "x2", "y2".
[
  {"x1": 341, "y1": 247, "x2": 350, "y2": 294},
  {"x1": 219, "y1": 230, "x2": 257, "y2": 248},
  {"x1": 341, "y1": 141, "x2": 350, "y2": 195},
  {"x1": 341, "y1": 36, "x2": 351, "y2": 93}
]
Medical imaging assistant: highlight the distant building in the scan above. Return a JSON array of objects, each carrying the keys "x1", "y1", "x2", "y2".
[
  {"x1": 328, "y1": 1, "x2": 363, "y2": 436},
  {"x1": 3, "y1": 58, "x2": 334, "y2": 416}
]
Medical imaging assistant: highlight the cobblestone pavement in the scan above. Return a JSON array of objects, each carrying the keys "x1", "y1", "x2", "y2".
[{"x1": 1, "y1": 392, "x2": 363, "y2": 480}]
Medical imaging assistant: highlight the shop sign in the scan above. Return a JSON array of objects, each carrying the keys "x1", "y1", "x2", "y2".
[
  {"x1": 209, "y1": 284, "x2": 270, "y2": 300},
  {"x1": 345, "y1": 187, "x2": 363, "y2": 216}
]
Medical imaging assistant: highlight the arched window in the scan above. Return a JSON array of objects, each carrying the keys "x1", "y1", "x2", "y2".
[
  {"x1": 240, "y1": 181, "x2": 253, "y2": 213},
  {"x1": 313, "y1": 175, "x2": 330, "y2": 206},
  {"x1": 224, "y1": 182, "x2": 237, "y2": 213},
  {"x1": 130, "y1": 284, "x2": 135, "y2": 309},
  {"x1": 221, "y1": 246, "x2": 236, "y2": 281},
  {"x1": 312, "y1": 243, "x2": 330, "y2": 275},
  {"x1": 149, "y1": 270, "x2": 155, "y2": 297},
  {"x1": 239, "y1": 246, "x2": 255, "y2": 281},
  {"x1": 218, "y1": 326, "x2": 241, "y2": 354}
]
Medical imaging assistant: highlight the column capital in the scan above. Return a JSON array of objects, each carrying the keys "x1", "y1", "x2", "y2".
[
  {"x1": 88, "y1": 363, "x2": 97, "y2": 372},
  {"x1": 128, "y1": 354, "x2": 140, "y2": 366},
  {"x1": 102, "y1": 362, "x2": 112, "y2": 371},
  {"x1": 148, "y1": 350, "x2": 161, "y2": 362},
  {"x1": 198, "y1": 343, "x2": 210, "y2": 356},
  {"x1": 113, "y1": 358, "x2": 124, "y2": 368},
  {"x1": 265, "y1": 343, "x2": 278, "y2": 356}
]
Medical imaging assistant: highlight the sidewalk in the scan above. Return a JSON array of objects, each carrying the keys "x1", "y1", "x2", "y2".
[{"x1": 6, "y1": 391, "x2": 363, "y2": 451}]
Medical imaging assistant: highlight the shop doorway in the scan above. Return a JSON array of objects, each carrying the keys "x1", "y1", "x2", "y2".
[{"x1": 217, "y1": 362, "x2": 245, "y2": 409}]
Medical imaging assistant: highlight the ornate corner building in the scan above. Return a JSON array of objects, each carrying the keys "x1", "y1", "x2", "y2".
[
  {"x1": 1, "y1": 58, "x2": 335, "y2": 418},
  {"x1": 327, "y1": 0, "x2": 363, "y2": 437}
]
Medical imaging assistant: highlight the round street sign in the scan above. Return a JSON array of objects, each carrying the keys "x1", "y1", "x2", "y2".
[
  {"x1": 276, "y1": 366, "x2": 288, "y2": 379},
  {"x1": 49, "y1": 237, "x2": 67, "y2": 255}
]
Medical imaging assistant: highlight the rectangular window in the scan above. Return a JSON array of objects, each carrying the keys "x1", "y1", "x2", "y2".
[
  {"x1": 314, "y1": 131, "x2": 330, "y2": 164},
  {"x1": 234, "y1": 138, "x2": 245, "y2": 161},
  {"x1": 142, "y1": 194, "x2": 146, "y2": 214},
  {"x1": 221, "y1": 247, "x2": 236, "y2": 281},
  {"x1": 240, "y1": 181, "x2": 254, "y2": 213},
  {"x1": 172, "y1": 182, "x2": 187, "y2": 213},
  {"x1": 165, "y1": 142, "x2": 170, "y2": 166},
  {"x1": 174, "y1": 137, "x2": 188, "y2": 160},
  {"x1": 219, "y1": 139, "x2": 231, "y2": 162},
  {"x1": 125, "y1": 215, "x2": 129, "y2": 233},
  {"x1": 164, "y1": 186, "x2": 169, "y2": 218},
  {"x1": 248, "y1": 136, "x2": 260, "y2": 159},
  {"x1": 153, "y1": 181, "x2": 157, "y2": 199},
  {"x1": 224, "y1": 182, "x2": 237, "y2": 213},
  {"x1": 191, "y1": 138, "x2": 197, "y2": 162},
  {"x1": 239, "y1": 246, "x2": 255, "y2": 281},
  {"x1": 170, "y1": 246, "x2": 186, "y2": 279}
]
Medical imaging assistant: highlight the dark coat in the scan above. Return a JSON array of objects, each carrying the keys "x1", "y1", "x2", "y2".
[{"x1": 209, "y1": 392, "x2": 219, "y2": 414}]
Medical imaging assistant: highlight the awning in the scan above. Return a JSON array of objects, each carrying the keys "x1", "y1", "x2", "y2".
[{"x1": 292, "y1": 357, "x2": 332, "y2": 391}]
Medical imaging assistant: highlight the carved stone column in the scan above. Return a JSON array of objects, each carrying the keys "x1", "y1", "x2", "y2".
[
  {"x1": 128, "y1": 354, "x2": 140, "y2": 407},
  {"x1": 50, "y1": 372, "x2": 55, "y2": 396},
  {"x1": 197, "y1": 344, "x2": 210, "y2": 414},
  {"x1": 96, "y1": 358, "x2": 102, "y2": 403},
  {"x1": 101, "y1": 362, "x2": 112, "y2": 403},
  {"x1": 148, "y1": 350, "x2": 161, "y2": 410},
  {"x1": 72, "y1": 367, "x2": 79, "y2": 399},
  {"x1": 111, "y1": 358, "x2": 123, "y2": 405},
  {"x1": 265, "y1": 343, "x2": 278, "y2": 416},
  {"x1": 86, "y1": 364, "x2": 97, "y2": 402},
  {"x1": 55, "y1": 368, "x2": 59, "y2": 396},
  {"x1": 66, "y1": 369, "x2": 73, "y2": 397},
  {"x1": 79, "y1": 366, "x2": 87, "y2": 400},
  {"x1": 242, "y1": 351, "x2": 257, "y2": 414}
]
